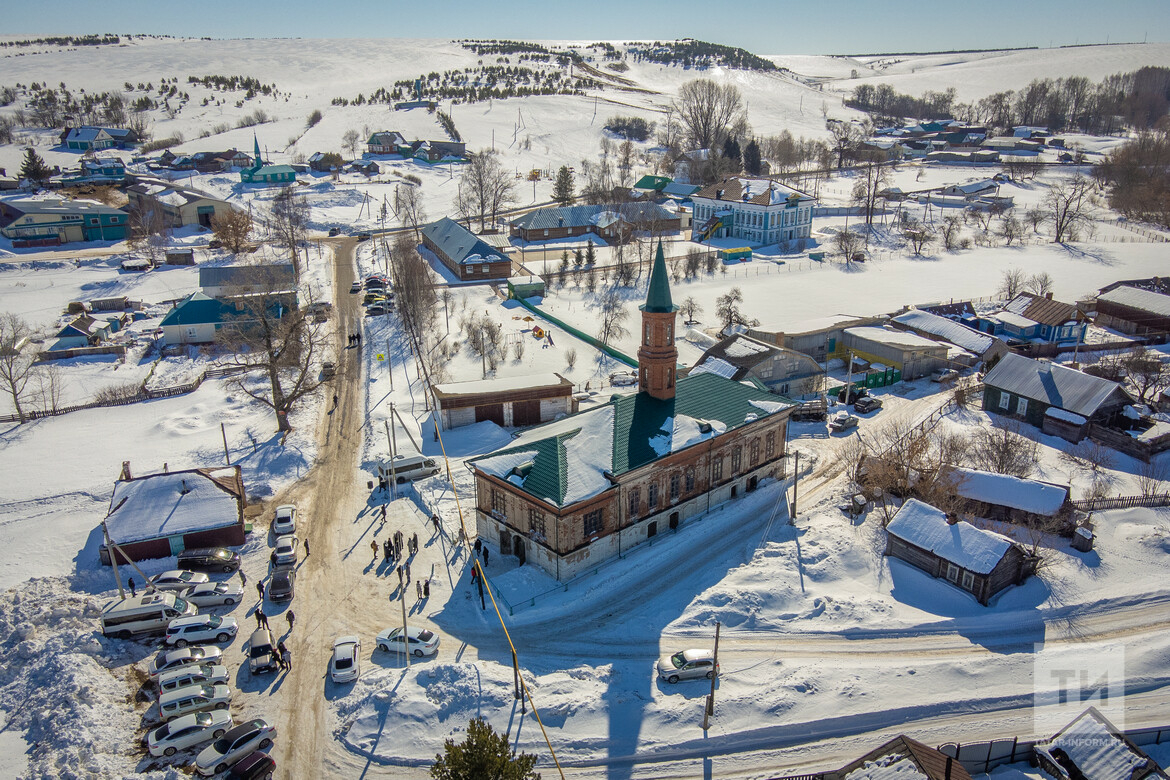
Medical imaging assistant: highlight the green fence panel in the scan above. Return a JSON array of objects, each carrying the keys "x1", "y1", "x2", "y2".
[{"x1": 513, "y1": 297, "x2": 639, "y2": 369}]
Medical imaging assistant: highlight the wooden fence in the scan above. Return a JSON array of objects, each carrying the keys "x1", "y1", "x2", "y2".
[
  {"x1": 0, "y1": 364, "x2": 251, "y2": 424},
  {"x1": 1071, "y1": 493, "x2": 1170, "y2": 511},
  {"x1": 35, "y1": 344, "x2": 127, "y2": 362}
]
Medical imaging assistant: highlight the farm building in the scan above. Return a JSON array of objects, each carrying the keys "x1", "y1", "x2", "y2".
[
  {"x1": 939, "y1": 179, "x2": 999, "y2": 198},
  {"x1": 982, "y1": 353, "x2": 1134, "y2": 430},
  {"x1": 884, "y1": 499, "x2": 1038, "y2": 605},
  {"x1": 691, "y1": 176, "x2": 815, "y2": 245},
  {"x1": 833, "y1": 735, "x2": 973, "y2": 780},
  {"x1": 60, "y1": 125, "x2": 138, "y2": 151},
  {"x1": 1034, "y1": 707, "x2": 1167, "y2": 780},
  {"x1": 432, "y1": 373, "x2": 574, "y2": 430},
  {"x1": 843, "y1": 326, "x2": 950, "y2": 380},
  {"x1": 942, "y1": 467, "x2": 1072, "y2": 527},
  {"x1": 126, "y1": 176, "x2": 233, "y2": 229},
  {"x1": 890, "y1": 308, "x2": 1009, "y2": 367},
  {"x1": 690, "y1": 334, "x2": 824, "y2": 398},
  {"x1": 1094, "y1": 285, "x2": 1170, "y2": 337},
  {"x1": 508, "y1": 202, "x2": 680, "y2": 243},
  {"x1": 468, "y1": 245, "x2": 794, "y2": 581},
  {"x1": 100, "y1": 463, "x2": 247, "y2": 565},
  {"x1": 421, "y1": 217, "x2": 512, "y2": 281},
  {"x1": 0, "y1": 198, "x2": 127, "y2": 247},
  {"x1": 747, "y1": 314, "x2": 884, "y2": 363}
]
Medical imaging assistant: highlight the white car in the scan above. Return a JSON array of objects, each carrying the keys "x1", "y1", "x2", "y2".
[
  {"x1": 145, "y1": 709, "x2": 233, "y2": 757},
  {"x1": 195, "y1": 718, "x2": 277, "y2": 776},
  {"x1": 181, "y1": 581, "x2": 244, "y2": 608},
  {"x1": 149, "y1": 646, "x2": 225, "y2": 678},
  {"x1": 330, "y1": 636, "x2": 361, "y2": 683},
  {"x1": 149, "y1": 570, "x2": 210, "y2": 593},
  {"x1": 165, "y1": 614, "x2": 239, "y2": 647},
  {"x1": 376, "y1": 626, "x2": 439, "y2": 657},
  {"x1": 158, "y1": 683, "x2": 232, "y2": 722},
  {"x1": 156, "y1": 664, "x2": 230, "y2": 694},
  {"x1": 272, "y1": 504, "x2": 297, "y2": 535},
  {"x1": 271, "y1": 534, "x2": 299, "y2": 567},
  {"x1": 657, "y1": 649, "x2": 719, "y2": 684}
]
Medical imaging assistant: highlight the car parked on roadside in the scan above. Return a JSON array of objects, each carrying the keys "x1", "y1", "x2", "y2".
[
  {"x1": 853, "y1": 396, "x2": 883, "y2": 414},
  {"x1": 330, "y1": 636, "x2": 361, "y2": 683},
  {"x1": 164, "y1": 614, "x2": 238, "y2": 647},
  {"x1": 158, "y1": 683, "x2": 232, "y2": 722},
  {"x1": 349, "y1": 281, "x2": 362, "y2": 293},
  {"x1": 376, "y1": 625, "x2": 439, "y2": 657},
  {"x1": 156, "y1": 664, "x2": 230, "y2": 694},
  {"x1": 328, "y1": 227, "x2": 341, "y2": 237},
  {"x1": 177, "y1": 548, "x2": 241, "y2": 573},
  {"x1": 247, "y1": 628, "x2": 279, "y2": 675},
  {"x1": 356, "y1": 232, "x2": 372, "y2": 241},
  {"x1": 828, "y1": 411, "x2": 860, "y2": 432},
  {"x1": 364, "y1": 302, "x2": 388, "y2": 316},
  {"x1": 931, "y1": 368, "x2": 959, "y2": 384},
  {"x1": 268, "y1": 569, "x2": 295, "y2": 602},
  {"x1": 149, "y1": 646, "x2": 224, "y2": 678},
  {"x1": 194, "y1": 719, "x2": 277, "y2": 776},
  {"x1": 321, "y1": 361, "x2": 336, "y2": 379},
  {"x1": 181, "y1": 581, "x2": 244, "y2": 608},
  {"x1": 149, "y1": 570, "x2": 210, "y2": 593},
  {"x1": 145, "y1": 709, "x2": 233, "y2": 757},
  {"x1": 229, "y1": 750, "x2": 277, "y2": 779},
  {"x1": 272, "y1": 505, "x2": 297, "y2": 536},
  {"x1": 657, "y1": 649, "x2": 718, "y2": 684},
  {"x1": 271, "y1": 535, "x2": 299, "y2": 567}
]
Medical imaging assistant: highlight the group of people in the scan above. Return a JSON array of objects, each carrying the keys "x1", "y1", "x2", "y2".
[
  {"x1": 347, "y1": 332, "x2": 363, "y2": 347},
  {"x1": 276, "y1": 639, "x2": 292, "y2": 671}
]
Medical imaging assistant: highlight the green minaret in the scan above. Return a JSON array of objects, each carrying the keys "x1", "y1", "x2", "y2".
[{"x1": 637, "y1": 242, "x2": 679, "y2": 400}]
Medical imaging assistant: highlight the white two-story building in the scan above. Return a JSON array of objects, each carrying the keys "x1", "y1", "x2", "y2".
[{"x1": 691, "y1": 177, "x2": 815, "y2": 246}]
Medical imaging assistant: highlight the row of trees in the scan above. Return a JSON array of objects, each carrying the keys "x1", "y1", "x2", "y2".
[{"x1": 1094, "y1": 127, "x2": 1170, "y2": 228}]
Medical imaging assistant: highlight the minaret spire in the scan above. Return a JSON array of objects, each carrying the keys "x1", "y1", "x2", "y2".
[{"x1": 637, "y1": 242, "x2": 679, "y2": 400}]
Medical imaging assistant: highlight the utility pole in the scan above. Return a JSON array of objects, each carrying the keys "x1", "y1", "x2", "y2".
[
  {"x1": 702, "y1": 621, "x2": 721, "y2": 730},
  {"x1": 790, "y1": 450, "x2": 800, "y2": 522},
  {"x1": 480, "y1": 328, "x2": 487, "y2": 379},
  {"x1": 220, "y1": 422, "x2": 230, "y2": 465},
  {"x1": 401, "y1": 576, "x2": 410, "y2": 669},
  {"x1": 386, "y1": 337, "x2": 393, "y2": 391}
]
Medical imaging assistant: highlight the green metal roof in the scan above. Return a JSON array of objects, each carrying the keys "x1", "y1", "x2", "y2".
[
  {"x1": 634, "y1": 175, "x2": 672, "y2": 191},
  {"x1": 160, "y1": 292, "x2": 234, "y2": 327},
  {"x1": 641, "y1": 242, "x2": 677, "y2": 314}
]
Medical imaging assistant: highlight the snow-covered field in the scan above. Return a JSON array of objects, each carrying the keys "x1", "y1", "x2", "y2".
[{"x1": 0, "y1": 34, "x2": 1168, "y2": 780}]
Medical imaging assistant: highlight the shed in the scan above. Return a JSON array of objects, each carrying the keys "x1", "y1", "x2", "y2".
[
  {"x1": 1095, "y1": 285, "x2": 1170, "y2": 336},
  {"x1": 432, "y1": 373, "x2": 574, "y2": 429},
  {"x1": 982, "y1": 353, "x2": 1135, "y2": 429},
  {"x1": 507, "y1": 275, "x2": 545, "y2": 301},
  {"x1": 884, "y1": 499, "x2": 1037, "y2": 605},
  {"x1": 890, "y1": 308, "x2": 1008, "y2": 366},
  {"x1": 843, "y1": 326, "x2": 949, "y2": 380},
  {"x1": 1034, "y1": 706, "x2": 1167, "y2": 780},
  {"x1": 53, "y1": 315, "x2": 111, "y2": 349},
  {"x1": 942, "y1": 467, "x2": 1071, "y2": 527},
  {"x1": 90, "y1": 296, "x2": 129, "y2": 312},
  {"x1": 165, "y1": 248, "x2": 195, "y2": 266},
  {"x1": 836, "y1": 734, "x2": 973, "y2": 780},
  {"x1": 720, "y1": 247, "x2": 753, "y2": 263},
  {"x1": 100, "y1": 464, "x2": 247, "y2": 565}
]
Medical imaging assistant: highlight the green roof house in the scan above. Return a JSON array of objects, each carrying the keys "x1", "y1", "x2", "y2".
[
  {"x1": 469, "y1": 243, "x2": 794, "y2": 580},
  {"x1": 240, "y1": 134, "x2": 297, "y2": 184}
]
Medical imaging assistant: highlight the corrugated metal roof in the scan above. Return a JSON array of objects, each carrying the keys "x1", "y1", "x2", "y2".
[
  {"x1": 422, "y1": 217, "x2": 508, "y2": 266},
  {"x1": 199, "y1": 263, "x2": 295, "y2": 290},
  {"x1": 1098, "y1": 285, "x2": 1170, "y2": 318},
  {"x1": 983, "y1": 353, "x2": 1132, "y2": 417},
  {"x1": 510, "y1": 202, "x2": 674, "y2": 231},
  {"x1": 891, "y1": 309, "x2": 999, "y2": 355},
  {"x1": 1003, "y1": 293, "x2": 1079, "y2": 326}
]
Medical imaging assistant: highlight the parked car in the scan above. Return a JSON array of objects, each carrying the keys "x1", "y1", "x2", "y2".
[
  {"x1": 853, "y1": 396, "x2": 883, "y2": 414},
  {"x1": 349, "y1": 281, "x2": 362, "y2": 293},
  {"x1": 229, "y1": 750, "x2": 277, "y2": 779},
  {"x1": 145, "y1": 709, "x2": 233, "y2": 757},
  {"x1": 272, "y1": 505, "x2": 297, "y2": 535},
  {"x1": 330, "y1": 636, "x2": 361, "y2": 683},
  {"x1": 657, "y1": 649, "x2": 718, "y2": 684},
  {"x1": 828, "y1": 411, "x2": 860, "y2": 432},
  {"x1": 149, "y1": 570, "x2": 210, "y2": 593},
  {"x1": 268, "y1": 569, "x2": 295, "y2": 602},
  {"x1": 150, "y1": 646, "x2": 225, "y2": 678},
  {"x1": 177, "y1": 548, "x2": 241, "y2": 573},
  {"x1": 156, "y1": 664, "x2": 230, "y2": 694},
  {"x1": 931, "y1": 368, "x2": 959, "y2": 384},
  {"x1": 321, "y1": 361, "x2": 336, "y2": 379},
  {"x1": 363, "y1": 291, "x2": 388, "y2": 305},
  {"x1": 270, "y1": 535, "x2": 299, "y2": 567},
  {"x1": 376, "y1": 625, "x2": 439, "y2": 657},
  {"x1": 181, "y1": 582, "x2": 244, "y2": 608},
  {"x1": 164, "y1": 614, "x2": 238, "y2": 647},
  {"x1": 356, "y1": 232, "x2": 372, "y2": 242},
  {"x1": 194, "y1": 719, "x2": 277, "y2": 776},
  {"x1": 158, "y1": 683, "x2": 232, "y2": 722},
  {"x1": 365, "y1": 303, "x2": 388, "y2": 316},
  {"x1": 328, "y1": 227, "x2": 341, "y2": 237},
  {"x1": 247, "y1": 628, "x2": 279, "y2": 675}
]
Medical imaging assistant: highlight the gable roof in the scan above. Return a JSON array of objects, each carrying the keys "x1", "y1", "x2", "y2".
[
  {"x1": 690, "y1": 334, "x2": 818, "y2": 383},
  {"x1": 470, "y1": 372, "x2": 792, "y2": 508},
  {"x1": 943, "y1": 467, "x2": 1069, "y2": 516},
  {"x1": 1003, "y1": 292, "x2": 1080, "y2": 327},
  {"x1": 891, "y1": 309, "x2": 1001, "y2": 356},
  {"x1": 1097, "y1": 285, "x2": 1170, "y2": 318},
  {"x1": 634, "y1": 175, "x2": 671, "y2": 191},
  {"x1": 845, "y1": 326, "x2": 946, "y2": 351},
  {"x1": 56, "y1": 314, "x2": 105, "y2": 339},
  {"x1": 1036, "y1": 707, "x2": 1166, "y2": 780},
  {"x1": 105, "y1": 466, "x2": 243, "y2": 544},
  {"x1": 839, "y1": 735, "x2": 973, "y2": 780},
  {"x1": 510, "y1": 202, "x2": 675, "y2": 231},
  {"x1": 198, "y1": 263, "x2": 296, "y2": 291},
  {"x1": 886, "y1": 499, "x2": 1015, "y2": 575},
  {"x1": 422, "y1": 217, "x2": 509, "y2": 266},
  {"x1": 159, "y1": 292, "x2": 236, "y2": 327},
  {"x1": 128, "y1": 176, "x2": 226, "y2": 206},
  {"x1": 918, "y1": 300, "x2": 976, "y2": 318},
  {"x1": 983, "y1": 353, "x2": 1134, "y2": 417},
  {"x1": 692, "y1": 177, "x2": 812, "y2": 207}
]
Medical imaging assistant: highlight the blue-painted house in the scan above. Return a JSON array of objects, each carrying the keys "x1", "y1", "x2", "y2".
[
  {"x1": 971, "y1": 292, "x2": 1085, "y2": 344},
  {"x1": 240, "y1": 135, "x2": 297, "y2": 184},
  {"x1": 0, "y1": 199, "x2": 128, "y2": 247},
  {"x1": 60, "y1": 126, "x2": 139, "y2": 151},
  {"x1": 65, "y1": 156, "x2": 127, "y2": 185},
  {"x1": 160, "y1": 290, "x2": 297, "y2": 346}
]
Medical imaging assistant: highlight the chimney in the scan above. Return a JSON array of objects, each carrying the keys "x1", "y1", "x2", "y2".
[
  {"x1": 1045, "y1": 292, "x2": 1053, "y2": 300},
  {"x1": 120, "y1": 461, "x2": 132, "y2": 481},
  {"x1": 945, "y1": 756, "x2": 953, "y2": 780},
  {"x1": 945, "y1": 513, "x2": 959, "y2": 525}
]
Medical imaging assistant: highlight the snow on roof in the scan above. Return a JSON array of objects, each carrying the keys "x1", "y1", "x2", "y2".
[
  {"x1": 560, "y1": 405, "x2": 616, "y2": 505},
  {"x1": 1133, "y1": 419, "x2": 1170, "y2": 442},
  {"x1": 886, "y1": 499, "x2": 1014, "y2": 574},
  {"x1": 1037, "y1": 709, "x2": 1152, "y2": 780},
  {"x1": 649, "y1": 414, "x2": 729, "y2": 456},
  {"x1": 1045, "y1": 407, "x2": 1088, "y2": 425},
  {"x1": 891, "y1": 309, "x2": 999, "y2": 355},
  {"x1": 750, "y1": 398, "x2": 795, "y2": 414},
  {"x1": 987, "y1": 310, "x2": 1038, "y2": 330},
  {"x1": 845, "y1": 327, "x2": 945, "y2": 350},
  {"x1": 689, "y1": 356, "x2": 739, "y2": 379},
  {"x1": 472, "y1": 449, "x2": 539, "y2": 481},
  {"x1": 105, "y1": 471, "x2": 240, "y2": 545},
  {"x1": 1098, "y1": 285, "x2": 1170, "y2": 317},
  {"x1": 983, "y1": 353, "x2": 1131, "y2": 418},
  {"x1": 761, "y1": 314, "x2": 867, "y2": 334},
  {"x1": 946, "y1": 467, "x2": 1068, "y2": 516},
  {"x1": 842, "y1": 753, "x2": 930, "y2": 779},
  {"x1": 432, "y1": 373, "x2": 567, "y2": 397},
  {"x1": 723, "y1": 338, "x2": 770, "y2": 358}
]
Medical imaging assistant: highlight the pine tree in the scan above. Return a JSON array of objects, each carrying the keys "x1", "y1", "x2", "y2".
[
  {"x1": 585, "y1": 239, "x2": 595, "y2": 266},
  {"x1": 552, "y1": 165, "x2": 574, "y2": 205},
  {"x1": 430, "y1": 718, "x2": 539, "y2": 780},
  {"x1": 722, "y1": 137, "x2": 742, "y2": 170},
  {"x1": 743, "y1": 139, "x2": 762, "y2": 176},
  {"x1": 19, "y1": 148, "x2": 50, "y2": 184}
]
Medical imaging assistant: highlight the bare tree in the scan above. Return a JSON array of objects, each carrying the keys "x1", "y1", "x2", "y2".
[
  {"x1": 672, "y1": 79, "x2": 746, "y2": 151},
  {"x1": 596, "y1": 287, "x2": 630, "y2": 347},
  {"x1": 1026, "y1": 271, "x2": 1055, "y2": 296},
  {"x1": 215, "y1": 264, "x2": 328, "y2": 433},
  {"x1": 1137, "y1": 459, "x2": 1170, "y2": 499},
  {"x1": 833, "y1": 229, "x2": 865, "y2": 262},
  {"x1": 33, "y1": 363, "x2": 63, "y2": 413},
  {"x1": 1025, "y1": 206, "x2": 1046, "y2": 234},
  {"x1": 0, "y1": 314, "x2": 36, "y2": 423},
  {"x1": 851, "y1": 150, "x2": 890, "y2": 229},
  {"x1": 270, "y1": 186, "x2": 310, "y2": 276},
  {"x1": 1120, "y1": 346, "x2": 1170, "y2": 403},
  {"x1": 998, "y1": 268, "x2": 1027, "y2": 299},
  {"x1": 127, "y1": 203, "x2": 171, "y2": 266},
  {"x1": 342, "y1": 129, "x2": 362, "y2": 159},
  {"x1": 940, "y1": 214, "x2": 964, "y2": 251},
  {"x1": 715, "y1": 287, "x2": 749, "y2": 333},
  {"x1": 1059, "y1": 439, "x2": 1116, "y2": 477},
  {"x1": 970, "y1": 422, "x2": 1038, "y2": 478},
  {"x1": 901, "y1": 220, "x2": 934, "y2": 255},
  {"x1": 997, "y1": 212, "x2": 1024, "y2": 246},
  {"x1": 680, "y1": 296, "x2": 702, "y2": 325},
  {"x1": 390, "y1": 235, "x2": 439, "y2": 340},
  {"x1": 827, "y1": 119, "x2": 867, "y2": 170},
  {"x1": 397, "y1": 184, "x2": 427, "y2": 241},
  {"x1": 565, "y1": 348, "x2": 577, "y2": 371},
  {"x1": 1045, "y1": 173, "x2": 1097, "y2": 243},
  {"x1": 455, "y1": 150, "x2": 516, "y2": 231},
  {"x1": 210, "y1": 208, "x2": 253, "y2": 253}
]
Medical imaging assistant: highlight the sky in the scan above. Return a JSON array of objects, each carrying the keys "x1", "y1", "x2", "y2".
[{"x1": 3, "y1": 0, "x2": 1169, "y2": 56}]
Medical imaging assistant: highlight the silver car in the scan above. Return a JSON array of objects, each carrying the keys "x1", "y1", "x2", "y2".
[
  {"x1": 271, "y1": 535, "x2": 299, "y2": 567},
  {"x1": 657, "y1": 649, "x2": 718, "y2": 684},
  {"x1": 181, "y1": 581, "x2": 244, "y2": 608},
  {"x1": 149, "y1": 570, "x2": 210, "y2": 593}
]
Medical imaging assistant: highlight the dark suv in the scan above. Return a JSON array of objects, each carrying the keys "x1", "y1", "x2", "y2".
[
  {"x1": 230, "y1": 750, "x2": 276, "y2": 779},
  {"x1": 177, "y1": 547, "x2": 240, "y2": 573}
]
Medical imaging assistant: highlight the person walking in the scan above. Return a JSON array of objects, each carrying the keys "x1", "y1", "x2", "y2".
[
  {"x1": 371, "y1": 539, "x2": 378, "y2": 560},
  {"x1": 255, "y1": 607, "x2": 266, "y2": 629},
  {"x1": 396, "y1": 565, "x2": 403, "y2": 585},
  {"x1": 431, "y1": 514, "x2": 441, "y2": 535},
  {"x1": 483, "y1": 546, "x2": 490, "y2": 566},
  {"x1": 128, "y1": 577, "x2": 136, "y2": 598},
  {"x1": 286, "y1": 611, "x2": 295, "y2": 631},
  {"x1": 238, "y1": 569, "x2": 247, "y2": 587},
  {"x1": 474, "y1": 538, "x2": 482, "y2": 556},
  {"x1": 303, "y1": 539, "x2": 310, "y2": 558},
  {"x1": 416, "y1": 580, "x2": 423, "y2": 599},
  {"x1": 257, "y1": 581, "x2": 265, "y2": 601},
  {"x1": 283, "y1": 646, "x2": 292, "y2": 671},
  {"x1": 470, "y1": 565, "x2": 479, "y2": 584},
  {"x1": 412, "y1": 532, "x2": 419, "y2": 554},
  {"x1": 333, "y1": 392, "x2": 339, "y2": 408},
  {"x1": 405, "y1": 562, "x2": 411, "y2": 584},
  {"x1": 277, "y1": 640, "x2": 289, "y2": 671}
]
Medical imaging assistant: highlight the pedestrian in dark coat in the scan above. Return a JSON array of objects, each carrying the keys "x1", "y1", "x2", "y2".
[
  {"x1": 483, "y1": 547, "x2": 490, "y2": 566},
  {"x1": 432, "y1": 514, "x2": 441, "y2": 534},
  {"x1": 474, "y1": 538, "x2": 482, "y2": 555},
  {"x1": 257, "y1": 581, "x2": 265, "y2": 600},
  {"x1": 277, "y1": 640, "x2": 289, "y2": 671},
  {"x1": 405, "y1": 562, "x2": 411, "y2": 583},
  {"x1": 423, "y1": 579, "x2": 430, "y2": 598},
  {"x1": 371, "y1": 539, "x2": 378, "y2": 560},
  {"x1": 286, "y1": 611, "x2": 295, "y2": 630},
  {"x1": 412, "y1": 532, "x2": 419, "y2": 553},
  {"x1": 396, "y1": 565, "x2": 403, "y2": 584},
  {"x1": 255, "y1": 607, "x2": 266, "y2": 629},
  {"x1": 239, "y1": 569, "x2": 247, "y2": 586},
  {"x1": 128, "y1": 577, "x2": 136, "y2": 597},
  {"x1": 304, "y1": 539, "x2": 310, "y2": 557}
]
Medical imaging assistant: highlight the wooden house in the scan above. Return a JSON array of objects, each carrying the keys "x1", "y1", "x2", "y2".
[
  {"x1": 60, "y1": 126, "x2": 138, "y2": 151},
  {"x1": 983, "y1": 353, "x2": 1134, "y2": 431},
  {"x1": 885, "y1": 499, "x2": 1038, "y2": 605},
  {"x1": 942, "y1": 467, "x2": 1072, "y2": 528},
  {"x1": 890, "y1": 308, "x2": 1009, "y2": 367},
  {"x1": 367, "y1": 131, "x2": 406, "y2": 155},
  {"x1": 831, "y1": 735, "x2": 973, "y2": 780},
  {"x1": 690, "y1": 334, "x2": 824, "y2": 399},
  {"x1": 421, "y1": 217, "x2": 512, "y2": 281},
  {"x1": 126, "y1": 176, "x2": 233, "y2": 229},
  {"x1": 53, "y1": 314, "x2": 113, "y2": 349},
  {"x1": 432, "y1": 373, "x2": 574, "y2": 430},
  {"x1": 0, "y1": 198, "x2": 128, "y2": 246},
  {"x1": 509, "y1": 202, "x2": 679, "y2": 244},
  {"x1": 977, "y1": 293, "x2": 1085, "y2": 344},
  {"x1": 1094, "y1": 285, "x2": 1170, "y2": 337}
]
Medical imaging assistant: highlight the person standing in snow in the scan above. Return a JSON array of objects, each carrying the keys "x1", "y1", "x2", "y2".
[
  {"x1": 371, "y1": 539, "x2": 378, "y2": 560},
  {"x1": 303, "y1": 539, "x2": 309, "y2": 558},
  {"x1": 424, "y1": 579, "x2": 430, "y2": 599},
  {"x1": 405, "y1": 562, "x2": 411, "y2": 584},
  {"x1": 483, "y1": 546, "x2": 490, "y2": 566},
  {"x1": 128, "y1": 578, "x2": 136, "y2": 598},
  {"x1": 474, "y1": 538, "x2": 482, "y2": 556},
  {"x1": 396, "y1": 565, "x2": 403, "y2": 585},
  {"x1": 256, "y1": 581, "x2": 265, "y2": 601},
  {"x1": 238, "y1": 569, "x2": 247, "y2": 587},
  {"x1": 255, "y1": 607, "x2": 266, "y2": 629},
  {"x1": 416, "y1": 580, "x2": 423, "y2": 599}
]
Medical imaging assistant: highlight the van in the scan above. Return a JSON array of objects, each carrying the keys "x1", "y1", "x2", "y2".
[
  {"x1": 157, "y1": 664, "x2": 230, "y2": 694},
  {"x1": 377, "y1": 452, "x2": 441, "y2": 484},
  {"x1": 101, "y1": 593, "x2": 198, "y2": 639},
  {"x1": 158, "y1": 683, "x2": 232, "y2": 722}
]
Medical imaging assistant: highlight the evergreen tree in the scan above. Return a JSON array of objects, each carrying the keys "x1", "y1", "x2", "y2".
[
  {"x1": 743, "y1": 139, "x2": 762, "y2": 176},
  {"x1": 552, "y1": 165, "x2": 574, "y2": 205},
  {"x1": 585, "y1": 239, "x2": 595, "y2": 266},
  {"x1": 722, "y1": 137, "x2": 742, "y2": 170},
  {"x1": 19, "y1": 147, "x2": 50, "y2": 184},
  {"x1": 431, "y1": 718, "x2": 539, "y2": 780}
]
